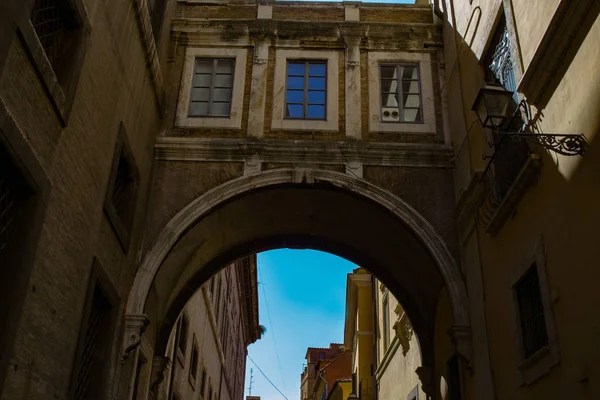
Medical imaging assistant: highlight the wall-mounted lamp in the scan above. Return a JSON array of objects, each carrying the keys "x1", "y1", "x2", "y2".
[{"x1": 471, "y1": 83, "x2": 588, "y2": 156}]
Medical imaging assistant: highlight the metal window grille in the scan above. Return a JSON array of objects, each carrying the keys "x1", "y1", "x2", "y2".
[
  {"x1": 30, "y1": 0, "x2": 69, "y2": 71},
  {"x1": 189, "y1": 59, "x2": 235, "y2": 117},
  {"x1": 74, "y1": 288, "x2": 111, "y2": 399},
  {"x1": 380, "y1": 64, "x2": 423, "y2": 123},
  {"x1": 515, "y1": 265, "x2": 549, "y2": 359},
  {"x1": 285, "y1": 61, "x2": 327, "y2": 120}
]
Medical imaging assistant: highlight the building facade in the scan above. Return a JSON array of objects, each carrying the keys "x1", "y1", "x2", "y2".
[
  {"x1": 301, "y1": 344, "x2": 352, "y2": 400},
  {"x1": 343, "y1": 269, "x2": 425, "y2": 400},
  {"x1": 149, "y1": 256, "x2": 260, "y2": 400},
  {"x1": 1, "y1": 0, "x2": 599, "y2": 399}
]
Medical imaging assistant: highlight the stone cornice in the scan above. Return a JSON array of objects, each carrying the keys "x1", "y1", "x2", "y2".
[
  {"x1": 171, "y1": 19, "x2": 441, "y2": 47},
  {"x1": 155, "y1": 138, "x2": 454, "y2": 168}
]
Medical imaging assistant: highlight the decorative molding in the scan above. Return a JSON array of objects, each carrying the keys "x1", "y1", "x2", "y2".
[
  {"x1": 149, "y1": 356, "x2": 170, "y2": 398},
  {"x1": 449, "y1": 325, "x2": 473, "y2": 371},
  {"x1": 154, "y1": 138, "x2": 455, "y2": 168},
  {"x1": 121, "y1": 314, "x2": 150, "y2": 364},
  {"x1": 393, "y1": 304, "x2": 413, "y2": 356},
  {"x1": 131, "y1": 0, "x2": 165, "y2": 112}
]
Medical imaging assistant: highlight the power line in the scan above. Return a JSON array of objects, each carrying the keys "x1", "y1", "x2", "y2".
[
  {"x1": 259, "y1": 281, "x2": 287, "y2": 392},
  {"x1": 247, "y1": 355, "x2": 289, "y2": 400}
]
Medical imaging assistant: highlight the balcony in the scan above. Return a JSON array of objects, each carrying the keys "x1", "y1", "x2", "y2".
[{"x1": 477, "y1": 135, "x2": 542, "y2": 235}]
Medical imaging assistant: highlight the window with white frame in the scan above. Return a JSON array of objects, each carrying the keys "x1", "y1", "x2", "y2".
[
  {"x1": 285, "y1": 61, "x2": 327, "y2": 120},
  {"x1": 367, "y1": 52, "x2": 435, "y2": 134},
  {"x1": 509, "y1": 239, "x2": 559, "y2": 385},
  {"x1": 176, "y1": 47, "x2": 247, "y2": 129},
  {"x1": 380, "y1": 64, "x2": 422, "y2": 123},
  {"x1": 271, "y1": 49, "x2": 339, "y2": 132},
  {"x1": 188, "y1": 58, "x2": 235, "y2": 118}
]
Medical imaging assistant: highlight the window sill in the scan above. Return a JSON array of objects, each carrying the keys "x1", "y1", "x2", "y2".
[{"x1": 517, "y1": 345, "x2": 560, "y2": 386}]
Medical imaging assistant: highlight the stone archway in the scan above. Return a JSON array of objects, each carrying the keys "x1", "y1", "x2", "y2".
[{"x1": 121, "y1": 168, "x2": 471, "y2": 398}]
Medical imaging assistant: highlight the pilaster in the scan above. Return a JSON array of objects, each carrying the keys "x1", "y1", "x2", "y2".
[
  {"x1": 343, "y1": 34, "x2": 362, "y2": 140},
  {"x1": 247, "y1": 33, "x2": 272, "y2": 138}
]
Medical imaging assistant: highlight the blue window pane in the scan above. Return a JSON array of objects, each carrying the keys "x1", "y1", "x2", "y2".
[
  {"x1": 286, "y1": 104, "x2": 304, "y2": 118},
  {"x1": 307, "y1": 105, "x2": 325, "y2": 119},
  {"x1": 288, "y1": 63, "x2": 305, "y2": 76},
  {"x1": 308, "y1": 63, "x2": 326, "y2": 76},
  {"x1": 286, "y1": 90, "x2": 304, "y2": 103},
  {"x1": 308, "y1": 77, "x2": 325, "y2": 90},
  {"x1": 287, "y1": 76, "x2": 304, "y2": 89},
  {"x1": 308, "y1": 91, "x2": 325, "y2": 104}
]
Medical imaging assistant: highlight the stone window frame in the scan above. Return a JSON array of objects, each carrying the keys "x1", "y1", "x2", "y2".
[
  {"x1": 176, "y1": 47, "x2": 248, "y2": 130},
  {"x1": 104, "y1": 122, "x2": 140, "y2": 253},
  {"x1": 68, "y1": 258, "x2": 120, "y2": 399},
  {"x1": 0, "y1": 102, "x2": 51, "y2": 390},
  {"x1": 176, "y1": 313, "x2": 190, "y2": 366},
  {"x1": 271, "y1": 49, "x2": 339, "y2": 132},
  {"x1": 508, "y1": 238, "x2": 560, "y2": 386},
  {"x1": 18, "y1": 0, "x2": 91, "y2": 124},
  {"x1": 367, "y1": 52, "x2": 436, "y2": 134}
]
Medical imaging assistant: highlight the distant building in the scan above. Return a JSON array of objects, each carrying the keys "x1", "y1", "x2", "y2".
[
  {"x1": 301, "y1": 343, "x2": 352, "y2": 400},
  {"x1": 151, "y1": 256, "x2": 261, "y2": 400}
]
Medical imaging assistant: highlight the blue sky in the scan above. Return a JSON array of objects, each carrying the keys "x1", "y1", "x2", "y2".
[{"x1": 244, "y1": 250, "x2": 356, "y2": 400}]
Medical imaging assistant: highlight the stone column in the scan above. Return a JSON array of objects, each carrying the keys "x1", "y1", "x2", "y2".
[
  {"x1": 343, "y1": 34, "x2": 362, "y2": 140},
  {"x1": 117, "y1": 314, "x2": 150, "y2": 400},
  {"x1": 247, "y1": 33, "x2": 272, "y2": 138}
]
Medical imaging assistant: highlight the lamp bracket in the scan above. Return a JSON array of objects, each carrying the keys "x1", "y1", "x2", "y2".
[{"x1": 493, "y1": 132, "x2": 588, "y2": 156}]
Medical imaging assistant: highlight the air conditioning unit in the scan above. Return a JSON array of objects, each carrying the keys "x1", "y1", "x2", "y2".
[{"x1": 381, "y1": 107, "x2": 400, "y2": 122}]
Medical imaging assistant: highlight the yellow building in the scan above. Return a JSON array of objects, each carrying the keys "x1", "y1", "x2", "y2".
[{"x1": 344, "y1": 269, "x2": 424, "y2": 400}]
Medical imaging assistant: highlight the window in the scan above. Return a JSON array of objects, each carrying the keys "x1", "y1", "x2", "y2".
[
  {"x1": 319, "y1": 351, "x2": 325, "y2": 360},
  {"x1": 271, "y1": 49, "x2": 339, "y2": 132},
  {"x1": 30, "y1": 0, "x2": 83, "y2": 85},
  {"x1": 200, "y1": 367, "x2": 207, "y2": 396},
  {"x1": 188, "y1": 58, "x2": 235, "y2": 118},
  {"x1": 177, "y1": 315, "x2": 189, "y2": 358},
  {"x1": 380, "y1": 64, "x2": 422, "y2": 123},
  {"x1": 208, "y1": 383, "x2": 213, "y2": 400},
  {"x1": 189, "y1": 341, "x2": 199, "y2": 389},
  {"x1": 285, "y1": 61, "x2": 327, "y2": 120},
  {"x1": 407, "y1": 386, "x2": 419, "y2": 400},
  {"x1": 367, "y1": 52, "x2": 435, "y2": 133},
  {"x1": 382, "y1": 293, "x2": 390, "y2": 349},
  {"x1": 104, "y1": 123, "x2": 139, "y2": 252},
  {"x1": 70, "y1": 263, "x2": 118, "y2": 400},
  {"x1": 515, "y1": 264, "x2": 548, "y2": 359}
]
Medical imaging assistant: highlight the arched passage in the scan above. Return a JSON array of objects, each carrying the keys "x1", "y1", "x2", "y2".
[{"x1": 124, "y1": 168, "x2": 470, "y2": 391}]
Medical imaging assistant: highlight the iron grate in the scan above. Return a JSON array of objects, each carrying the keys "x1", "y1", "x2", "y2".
[
  {"x1": 74, "y1": 289, "x2": 109, "y2": 399},
  {"x1": 31, "y1": 0, "x2": 68, "y2": 71}
]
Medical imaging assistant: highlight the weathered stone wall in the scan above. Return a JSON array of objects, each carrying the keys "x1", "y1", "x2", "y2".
[{"x1": 0, "y1": 0, "x2": 163, "y2": 397}]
